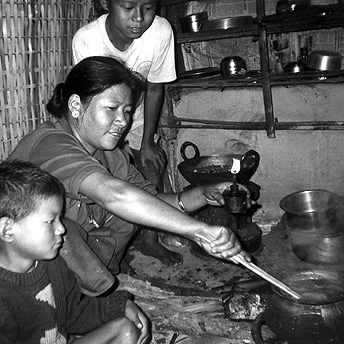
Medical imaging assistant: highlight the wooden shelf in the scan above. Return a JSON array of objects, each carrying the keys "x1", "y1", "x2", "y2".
[
  {"x1": 161, "y1": 0, "x2": 344, "y2": 138},
  {"x1": 174, "y1": 13, "x2": 344, "y2": 44},
  {"x1": 168, "y1": 70, "x2": 344, "y2": 89},
  {"x1": 262, "y1": 10, "x2": 344, "y2": 34},
  {"x1": 176, "y1": 24, "x2": 259, "y2": 44},
  {"x1": 161, "y1": 0, "x2": 190, "y2": 5},
  {"x1": 160, "y1": 118, "x2": 344, "y2": 131}
]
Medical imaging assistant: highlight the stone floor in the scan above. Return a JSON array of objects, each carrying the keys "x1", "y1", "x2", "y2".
[{"x1": 116, "y1": 215, "x2": 344, "y2": 344}]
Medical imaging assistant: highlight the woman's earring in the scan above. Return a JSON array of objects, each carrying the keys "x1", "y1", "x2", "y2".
[{"x1": 71, "y1": 110, "x2": 79, "y2": 119}]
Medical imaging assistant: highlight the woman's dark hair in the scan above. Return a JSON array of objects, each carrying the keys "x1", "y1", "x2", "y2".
[{"x1": 46, "y1": 56, "x2": 145, "y2": 118}]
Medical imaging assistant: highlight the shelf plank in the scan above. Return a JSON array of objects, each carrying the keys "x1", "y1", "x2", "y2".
[
  {"x1": 161, "y1": 0, "x2": 190, "y2": 5},
  {"x1": 174, "y1": 14, "x2": 344, "y2": 43},
  {"x1": 162, "y1": 0, "x2": 344, "y2": 137},
  {"x1": 263, "y1": 13, "x2": 344, "y2": 34},
  {"x1": 160, "y1": 119, "x2": 344, "y2": 131},
  {"x1": 167, "y1": 71, "x2": 344, "y2": 89},
  {"x1": 176, "y1": 25, "x2": 259, "y2": 43}
]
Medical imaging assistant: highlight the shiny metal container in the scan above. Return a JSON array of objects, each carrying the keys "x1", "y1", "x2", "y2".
[
  {"x1": 280, "y1": 189, "x2": 344, "y2": 265},
  {"x1": 307, "y1": 50, "x2": 342, "y2": 71},
  {"x1": 179, "y1": 12, "x2": 208, "y2": 33},
  {"x1": 284, "y1": 61, "x2": 306, "y2": 73},
  {"x1": 200, "y1": 16, "x2": 253, "y2": 31},
  {"x1": 220, "y1": 56, "x2": 247, "y2": 76}
]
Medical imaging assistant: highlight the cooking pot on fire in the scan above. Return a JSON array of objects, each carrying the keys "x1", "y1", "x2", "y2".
[
  {"x1": 177, "y1": 141, "x2": 260, "y2": 186},
  {"x1": 280, "y1": 189, "x2": 344, "y2": 265},
  {"x1": 251, "y1": 270, "x2": 344, "y2": 344}
]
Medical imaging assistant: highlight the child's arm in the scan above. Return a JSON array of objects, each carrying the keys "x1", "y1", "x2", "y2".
[
  {"x1": 140, "y1": 81, "x2": 166, "y2": 173},
  {"x1": 0, "y1": 298, "x2": 16, "y2": 343},
  {"x1": 57, "y1": 257, "x2": 131, "y2": 333}
]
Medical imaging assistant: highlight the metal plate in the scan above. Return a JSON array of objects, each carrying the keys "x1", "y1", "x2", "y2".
[
  {"x1": 200, "y1": 16, "x2": 254, "y2": 31},
  {"x1": 178, "y1": 67, "x2": 221, "y2": 79}
]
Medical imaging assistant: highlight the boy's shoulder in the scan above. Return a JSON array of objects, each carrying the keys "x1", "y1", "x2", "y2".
[
  {"x1": 73, "y1": 14, "x2": 106, "y2": 44},
  {"x1": 149, "y1": 15, "x2": 172, "y2": 33},
  {"x1": 139, "y1": 15, "x2": 173, "y2": 42}
]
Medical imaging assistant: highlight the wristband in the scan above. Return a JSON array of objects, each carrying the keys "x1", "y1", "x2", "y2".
[{"x1": 177, "y1": 193, "x2": 187, "y2": 213}]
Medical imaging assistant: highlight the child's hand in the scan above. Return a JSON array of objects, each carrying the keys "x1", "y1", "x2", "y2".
[
  {"x1": 125, "y1": 299, "x2": 151, "y2": 344},
  {"x1": 140, "y1": 141, "x2": 166, "y2": 174}
]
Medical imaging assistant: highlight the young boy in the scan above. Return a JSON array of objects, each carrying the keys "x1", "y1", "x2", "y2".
[
  {"x1": 72, "y1": 0, "x2": 181, "y2": 267},
  {"x1": 0, "y1": 160, "x2": 149, "y2": 344}
]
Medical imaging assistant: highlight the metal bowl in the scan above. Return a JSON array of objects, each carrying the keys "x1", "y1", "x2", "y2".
[
  {"x1": 179, "y1": 12, "x2": 208, "y2": 33},
  {"x1": 284, "y1": 61, "x2": 306, "y2": 73},
  {"x1": 221, "y1": 56, "x2": 247, "y2": 76},
  {"x1": 280, "y1": 189, "x2": 339, "y2": 215},
  {"x1": 307, "y1": 50, "x2": 342, "y2": 71}
]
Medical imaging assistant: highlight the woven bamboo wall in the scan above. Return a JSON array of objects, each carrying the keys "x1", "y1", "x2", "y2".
[{"x1": 0, "y1": 0, "x2": 92, "y2": 161}]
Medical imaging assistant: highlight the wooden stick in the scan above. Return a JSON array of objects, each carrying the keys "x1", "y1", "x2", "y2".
[
  {"x1": 195, "y1": 232, "x2": 301, "y2": 300},
  {"x1": 230, "y1": 254, "x2": 301, "y2": 299}
]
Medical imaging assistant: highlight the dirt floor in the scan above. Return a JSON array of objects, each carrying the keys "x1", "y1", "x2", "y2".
[{"x1": 115, "y1": 215, "x2": 344, "y2": 344}]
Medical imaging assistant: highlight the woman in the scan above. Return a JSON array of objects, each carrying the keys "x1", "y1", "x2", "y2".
[{"x1": 9, "y1": 56, "x2": 250, "y2": 296}]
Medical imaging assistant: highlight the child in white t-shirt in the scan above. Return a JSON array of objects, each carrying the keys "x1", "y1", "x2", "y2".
[{"x1": 72, "y1": 0, "x2": 182, "y2": 267}]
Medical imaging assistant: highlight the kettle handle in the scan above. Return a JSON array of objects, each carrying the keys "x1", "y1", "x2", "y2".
[
  {"x1": 241, "y1": 150, "x2": 260, "y2": 174},
  {"x1": 251, "y1": 312, "x2": 266, "y2": 344},
  {"x1": 180, "y1": 141, "x2": 200, "y2": 161}
]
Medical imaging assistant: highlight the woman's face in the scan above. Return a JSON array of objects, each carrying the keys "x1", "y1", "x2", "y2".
[{"x1": 76, "y1": 84, "x2": 133, "y2": 155}]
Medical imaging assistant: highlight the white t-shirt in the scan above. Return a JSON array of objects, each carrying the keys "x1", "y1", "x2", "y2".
[{"x1": 72, "y1": 14, "x2": 176, "y2": 149}]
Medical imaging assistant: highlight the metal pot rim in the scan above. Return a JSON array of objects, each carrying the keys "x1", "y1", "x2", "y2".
[
  {"x1": 279, "y1": 189, "x2": 338, "y2": 214},
  {"x1": 273, "y1": 269, "x2": 344, "y2": 304}
]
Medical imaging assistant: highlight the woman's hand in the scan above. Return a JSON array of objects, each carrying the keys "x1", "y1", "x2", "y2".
[
  {"x1": 193, "y1": 224, "x2": 251, "y2": 263},
  {"x1": 201, "y1": 182, "x2": 252, "y2": 207},
  {"x1": 124, "y1": 299, "x2": 151, "y2": 344}
]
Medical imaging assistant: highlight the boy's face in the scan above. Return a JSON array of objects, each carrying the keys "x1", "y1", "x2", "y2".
[
  {"x1": 104, "y1": 0, "x2": 157, "y2": 44},
  {"x1": 10, "y1": 196, "x2": 65, "y2": 271}
]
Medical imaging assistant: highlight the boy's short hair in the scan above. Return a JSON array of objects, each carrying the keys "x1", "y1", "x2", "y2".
[
  {"x1": 0, "y1": 160, "x2": 65, "y2": 222},
  {"x1": 92, "y1": 0, "x2": 108, "y2": 17}
]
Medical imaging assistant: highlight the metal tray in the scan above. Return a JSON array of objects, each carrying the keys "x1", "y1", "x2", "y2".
[
  {"x1": 200, "y1": 16, "x2": 254, "y2": 31},
  {"x1": 178, "y1": 67, "x2": 221, "y2": 79}
]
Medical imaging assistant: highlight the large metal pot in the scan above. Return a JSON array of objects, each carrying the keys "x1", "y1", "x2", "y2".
[
  {"x1": 251, "y1": 270, "x2": 344, "y2": 344},
  {"x1": 307, "y1": 50, "x2": 342, "y2": 71},
  {"x1": 177, "y1": 141, "x2": 260, "y2": 186},
  {"x1": 280, "y1": 189, "x2": 344, "y2": 265}
]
